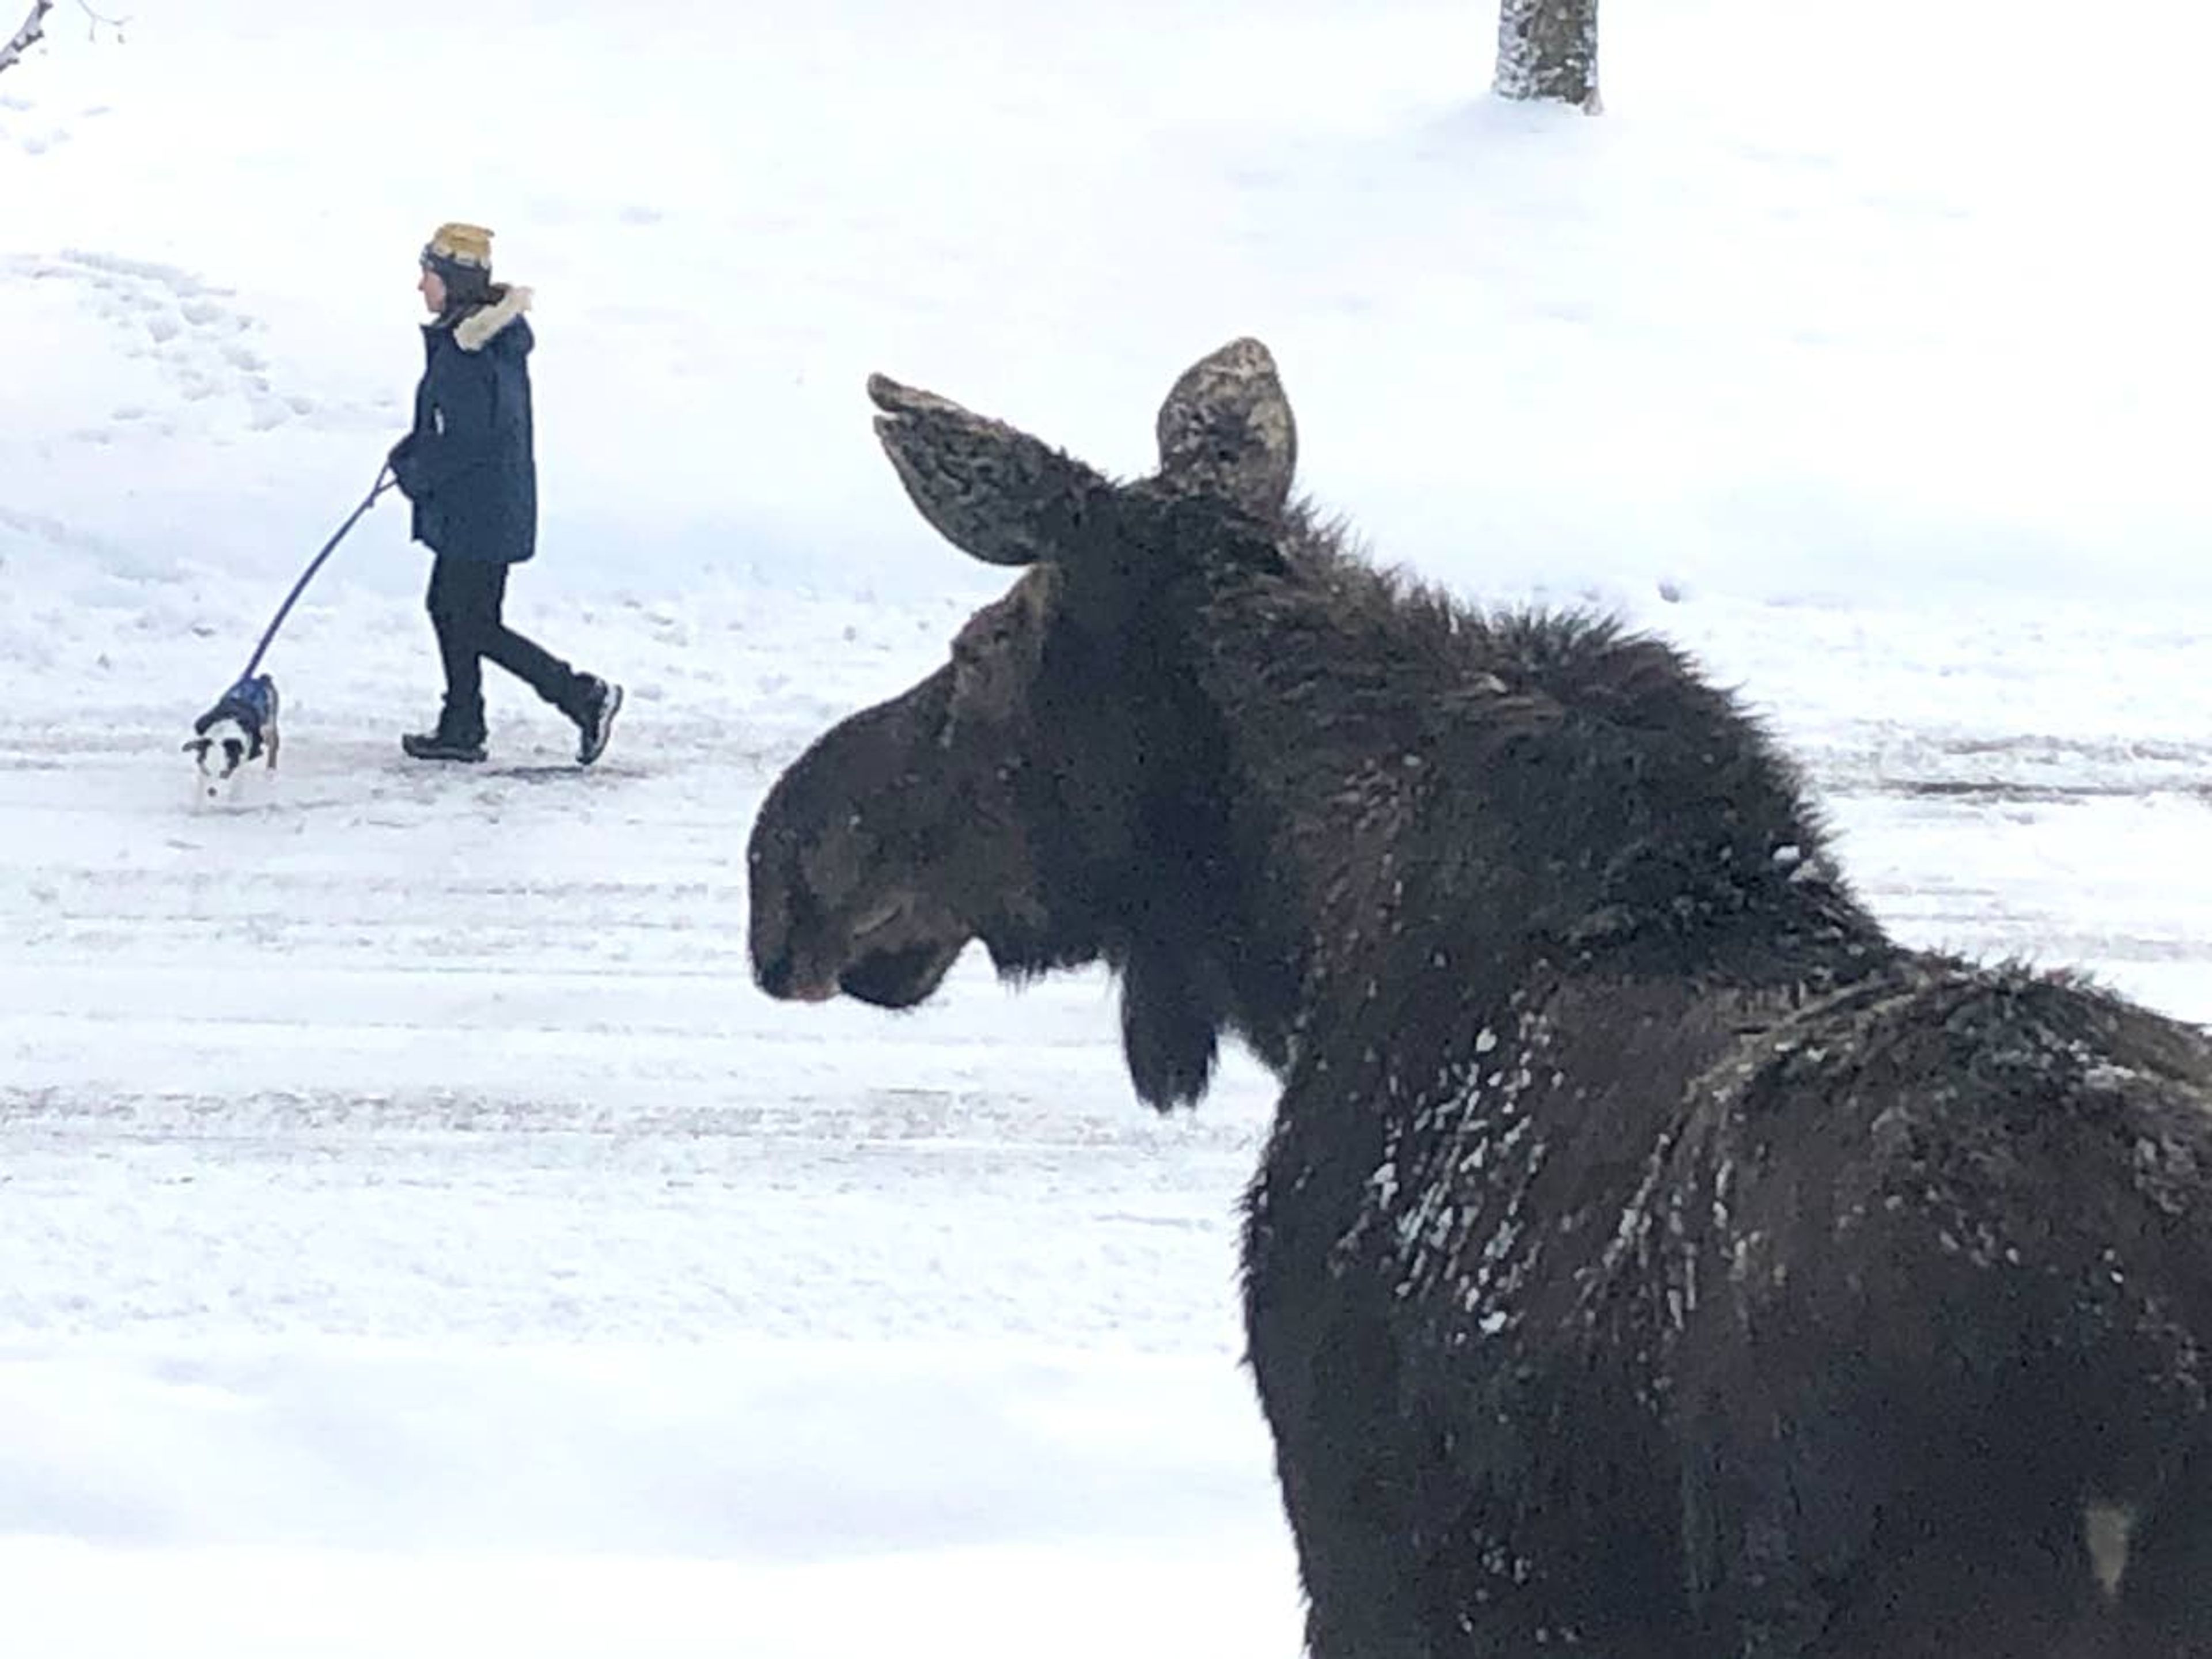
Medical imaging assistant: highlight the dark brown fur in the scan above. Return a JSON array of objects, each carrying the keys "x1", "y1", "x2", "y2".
[{"x1": 748, "y1": 340, "x2": 2212, "y2": 1657}]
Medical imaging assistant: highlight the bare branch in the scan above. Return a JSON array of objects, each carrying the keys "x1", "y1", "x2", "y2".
[
  {"x1": 75, "y1": 0, "x2": 126, "y2": 36},
  {"x1": 1, "y1": 0, "x2": 58, "y2": 78}
]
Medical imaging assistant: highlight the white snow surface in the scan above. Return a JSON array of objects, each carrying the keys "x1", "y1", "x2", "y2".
[{"x1": 3, "y1": 1, "x2": 2210, "y2": 1653}]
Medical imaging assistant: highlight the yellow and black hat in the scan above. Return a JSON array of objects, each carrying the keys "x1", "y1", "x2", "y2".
[{"x1": 421, "y1": 221, "x2": 495, "y2": 300}]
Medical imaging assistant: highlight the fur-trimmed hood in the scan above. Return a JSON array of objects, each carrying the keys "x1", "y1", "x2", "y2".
[{"x1": 444, "y1": 284, "x2": 533, "y2": 353}]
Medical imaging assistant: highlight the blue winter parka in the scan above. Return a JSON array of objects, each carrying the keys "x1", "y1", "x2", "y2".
[{"x1": 390, "y1": 285, "x2": 539, "y2": 565}]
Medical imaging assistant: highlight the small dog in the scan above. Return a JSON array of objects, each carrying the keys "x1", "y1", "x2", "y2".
[{"x1": 185, "y1": 673, "x2": 280, "y2": 796}]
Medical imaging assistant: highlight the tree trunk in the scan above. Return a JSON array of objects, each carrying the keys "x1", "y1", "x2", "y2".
[
  {"x1": 1, "y1": 1, "x2": 55, "y2": 79},
  {"x1": 1494, "y1": 0, "x2": 1601, "y2": 112}
]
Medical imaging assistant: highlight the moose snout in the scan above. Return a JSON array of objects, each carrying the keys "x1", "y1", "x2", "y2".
[
  {"x1": 748, "y1": 889, "x2": 840, "y2": 1005},
  {"x1": 755, "y1": 946, "x2": 831, "y2": 1003}
]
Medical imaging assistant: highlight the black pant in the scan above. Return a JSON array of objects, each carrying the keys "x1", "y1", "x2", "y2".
[{"x1": 425, "y1": 558, "x2": 584, "y2": 736}]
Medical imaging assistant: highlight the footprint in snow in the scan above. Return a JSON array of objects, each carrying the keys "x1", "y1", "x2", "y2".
[{"x1": 17, "y1": 249, "x2": 381, "y2": 437}]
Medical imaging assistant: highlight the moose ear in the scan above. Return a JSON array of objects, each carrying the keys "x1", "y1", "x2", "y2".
[
  {"x1": 1154, "y1": 337, "x2": 1297, "y2": 517},
  {"x1": 869, "y1": 373, "x2": 1115, "y2": 569}
]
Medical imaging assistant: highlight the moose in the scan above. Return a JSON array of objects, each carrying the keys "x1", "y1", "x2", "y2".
[{"x1": 747, "y1": 338, "x2": 2212, "y2": 1657}]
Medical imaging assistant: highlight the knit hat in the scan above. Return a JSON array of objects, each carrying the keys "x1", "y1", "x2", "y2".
[{"x1": 421, "y1": 221, "x2": 495, "y2": 303}]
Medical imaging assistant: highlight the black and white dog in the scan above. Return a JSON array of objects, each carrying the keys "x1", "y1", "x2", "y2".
[{"x1": 184, "y1": 673, "x2": 280, "y2": 796}]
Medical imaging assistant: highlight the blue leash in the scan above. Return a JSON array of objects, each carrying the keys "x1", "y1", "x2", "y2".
[{"x1": 236, "y1": 468, "x2": 396, "y2": 683}]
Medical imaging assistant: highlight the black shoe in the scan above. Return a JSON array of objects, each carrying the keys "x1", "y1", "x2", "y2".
[
  {"x1": 401, "y1": 728, "x2": 487, "y2": 763},
  {"x1": 574, "y1": 676, "x2": 623, "y2": 766}
]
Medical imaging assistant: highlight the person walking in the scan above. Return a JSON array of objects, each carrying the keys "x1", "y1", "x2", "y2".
[{"x1": 389, "y1": 221, "x2": 622, "y2": 765}]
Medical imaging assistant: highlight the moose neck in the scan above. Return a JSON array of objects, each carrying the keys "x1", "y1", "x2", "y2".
[{"x1": 1183, "y1": 546, "x2": 1891, "y2": 1079}]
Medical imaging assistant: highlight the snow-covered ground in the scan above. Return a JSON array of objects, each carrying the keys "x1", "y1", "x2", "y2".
[{"x1": 3, "y1": 2, "x2": 2210, "y2": 1653}]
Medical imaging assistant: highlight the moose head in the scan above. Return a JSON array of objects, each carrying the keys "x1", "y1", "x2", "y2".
[{"x1": 746, "y1": 339, "x2": 1304, "y2": 1108}]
